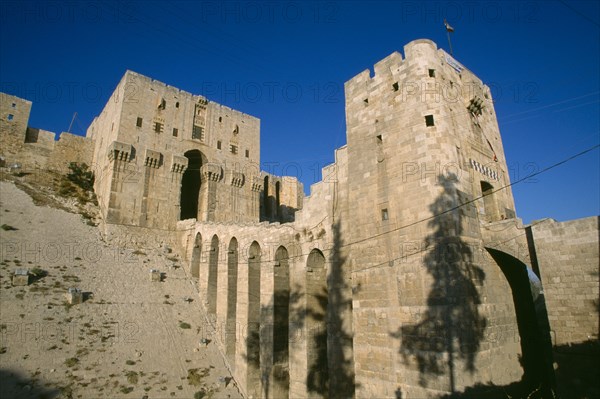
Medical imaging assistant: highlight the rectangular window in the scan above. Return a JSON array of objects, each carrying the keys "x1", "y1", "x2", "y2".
[
  {"x1": 7, "y1": 114, "x2": 14, "y2": 121},
  {"x1": 381, "y1": 208, "x2": 389, "y2": 221},
  {"x1": 230, "y1": 144, "x2": 238, "y2": 155},
  {"x1": 217, "y1": 141, "x2": 222, "y2": 150},
  {"x1": 172, "y1": 128, "x2": 178, "y2": 137},
  {"x1": 154, "y1": 122, "x2": 163, "y2": 133},
  {"x1": 425, "y1": 115, "x2": 435, "y2": 127},
  {"x1": 136, "y1": 117, "x2": 143, "y2": 127},
  {"x1": 245, "y1": 149, "x2": 249, "y2": 158},
  {"x1": 392, "y1": 82, "x2": 399, "y2": 92},
  {"x1": 428, "y1": 69, "x2": 436, "y2": 77},
  {"x1": 11, "y1": 103, "x2": 16, "y2": 108},
  {"x1": 192, "y1": 125, "x2": 204, "y2": 140}
]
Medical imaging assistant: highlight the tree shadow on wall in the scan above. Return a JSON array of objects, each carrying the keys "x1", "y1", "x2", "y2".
[
  {"x1": 437, "y1": 339, "x2": 599, "y2": 398},
  {"x1": 249, "y1": 219, "x2": 357, "y2": 399},
  {"x1": 305, "y1": 220, "x2": 356, "y2": 398},
  {"x1": 391, "y1": 174, "x2": 487, "y2": 393}
]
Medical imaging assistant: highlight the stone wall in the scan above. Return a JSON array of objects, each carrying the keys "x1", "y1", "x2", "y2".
[
  {"x1": 0, "y1": 93, "x2": 32, "y2": 162},
  {"x1": 530, "y1": 216, "x2": 599, "y2": 345},
  {"x1": 48, "y1": 132, "x2": 95, "y2": 174}
]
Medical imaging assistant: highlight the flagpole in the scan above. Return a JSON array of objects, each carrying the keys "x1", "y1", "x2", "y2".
[
  {"x1": 446, "y1": 29, "x2": 453, "y2": 56},
  {"x1": 444, "y1": 19, "x2": 454, "y2": 56}
]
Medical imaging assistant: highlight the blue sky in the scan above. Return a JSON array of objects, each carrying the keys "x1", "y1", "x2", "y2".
[{"x1": 1, "y1": 1, "x2": 598, "y2": 224}]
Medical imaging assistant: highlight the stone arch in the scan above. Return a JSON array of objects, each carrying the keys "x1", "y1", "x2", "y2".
[
  {"x1": 486, "y1": 248, "x2": 556, "y2": 396},
  {"x1": 247, "y1": 241, "x2": 262, "y2": 398},
  {"x1": 180, "y1": 150, "x2": 207, "y2": 220},
  {"x1": 226, "y1": 237, "x2": 239, "y2": 363},
  {"x1": 275, "y1": 181, "x2": 282, "y2": 221},
  {"x1": 190, "y1": 232, "x2": 202, "y2": 278},
  {"x1": 306, "y1": 248, "x2": 328, "y2": 397},
  {"x1": 207, "y1": 234, "x2": 219, "y2": 314},
  {"x1": 264, "y1": 175, "x2": 271, "y2": 220},
  {"x1": 480, "y1": 180, "x2": 498, "y2": 221},
  {"x1": 272, "y1": 245, "x2": 290, "y2": 398}
]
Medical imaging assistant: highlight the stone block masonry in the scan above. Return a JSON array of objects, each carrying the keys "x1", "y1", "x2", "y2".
[{"x1": 1, "y1": 38, "x2": 597, "y2": 399}]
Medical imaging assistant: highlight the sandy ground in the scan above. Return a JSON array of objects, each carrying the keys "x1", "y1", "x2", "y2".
[{"x1": 0, "y1": 180, "x2": 242, "y2": 399}]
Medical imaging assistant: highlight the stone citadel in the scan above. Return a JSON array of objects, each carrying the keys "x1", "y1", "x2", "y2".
[{"x1": 1, "y1": 39, "x2": 598, "y2": 398}]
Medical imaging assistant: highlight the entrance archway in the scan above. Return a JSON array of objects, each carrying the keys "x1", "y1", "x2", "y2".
[
  {"x1": 180, "y1": 150, "x2": 206, "y2": 220},
  {"x1": 486, "y1": 248, "x2": 556, "y2": 396}
]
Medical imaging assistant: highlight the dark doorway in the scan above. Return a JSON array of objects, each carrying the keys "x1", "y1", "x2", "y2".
[{"x1": 180, "y1": 150, "x2": 205, "y2": 220}]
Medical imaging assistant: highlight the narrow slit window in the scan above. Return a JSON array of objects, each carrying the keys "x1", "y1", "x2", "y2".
[
  {"x1": 217, "y1": 141, "x2": 222, "y2": 150},
  {"x1": 175, "y1": 102, "x2": 179, "y2": 108},
  {"x1": 425, "y1": 115, "x2": 435, "y2": 127},
  {"x1": 381, "y1": 208, "x2": 389, "y2": 221},
  {"x1": 192, "y1": 125, "x2": 204, "y2": 140},
  {"x1": 245, "y1": 149, "x2": 249, "y2": 158}
]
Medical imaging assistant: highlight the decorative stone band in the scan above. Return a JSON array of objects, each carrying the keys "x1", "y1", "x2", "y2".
[
  {"x1": 200, "y1": 163, "x2": 222, "y2": 182},
  {"x1": 171, "y1": 154, "x2": 188, "y2": 174},
  {"x1": 107, "y1": 141, "x2": 133, "y2": 162},
  {"x1": 470, "y1": 158, "x2": 499, "y2": 181},
  {"x1": 228, "y1": 171, "x2": 245, "y2": 188},
  {"x1": 251, "y1": 176, "x2": 263, "y2": 192},
  {"x1": 144, "y1": 149, "x2": 162, "y2": 168}
]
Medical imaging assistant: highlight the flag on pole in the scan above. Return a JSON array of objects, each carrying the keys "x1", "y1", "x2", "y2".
[{"x1": 444, "y1": 19, "x2": 454, "y2": 32}]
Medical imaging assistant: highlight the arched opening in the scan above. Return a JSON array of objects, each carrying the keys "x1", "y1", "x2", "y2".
[
  {"x1": 306, "y1": 249, "x2": 328, "y2": 397},
  {"x1": 207, "y1": 235, "x2": 219, "y2": 314},
  {"x1": 264, "y1": 176, "x2": 271, "y2": 220},
  {"x1": 180, "y1": 150, "x2": 206, "y2": 220},
  {"x1": 275, "y1": 181, "x2": 282, "y2": 221},
  {"x1": 273, "y1": 246, "x2": 290, "y2": 398},
  {"x1": 486, "y1": 248, "x2": 556, "y2": 397},
  {"x1": 226, "y1": 237, "x2": 238, "y2": 364},
  {"x1": 480, "y1": 181, "x2": 498, "y2": 221},
  {"x1": 190, "y1": 233, "x2": 202, "y2": 278},
  {"x1": 247, "y1": 241, "x2": 262, "y2": 397}
]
